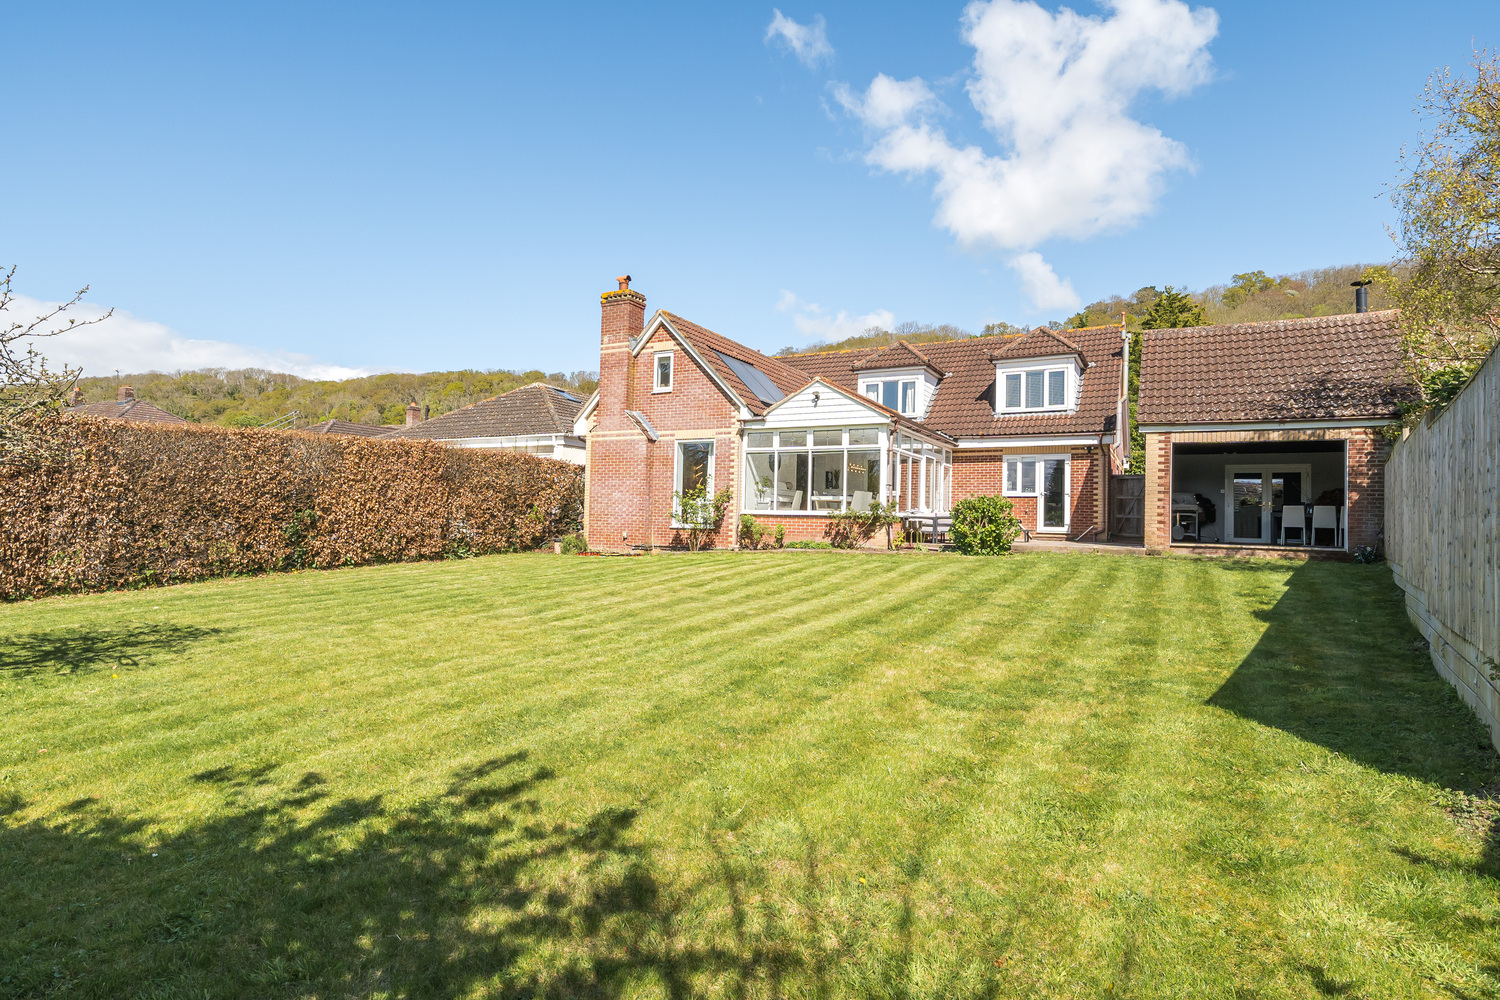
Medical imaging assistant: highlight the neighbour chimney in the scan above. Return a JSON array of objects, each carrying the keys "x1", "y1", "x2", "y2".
[
  {"x1": 598, "y1": 274, "x2": 646, "y2": 433},
  {"x1": 406, "y1": 402, "x2": 423, "y2": 426},
  {"x1": 1351, "y1": 279, "x2": 1371, "y2": 314},
  {"x1": 67, "y1": 387, "x2": 84, "y2": 407},
  {"x1": 117, "y1": 385, "x2": 135, "y2": 401}
]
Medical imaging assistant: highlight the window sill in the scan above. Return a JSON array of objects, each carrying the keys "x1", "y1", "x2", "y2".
[
  {"x1": 652, "y1": 387, "x2": 672, "y2": 394},
  {"x1": 995, "y1": 408, "x2": 1073, "y2": 416}
]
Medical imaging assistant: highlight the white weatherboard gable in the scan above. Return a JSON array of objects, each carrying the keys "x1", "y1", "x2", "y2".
[{"x1": 758, "y1": 380, "x2": 888, "y2": 429}]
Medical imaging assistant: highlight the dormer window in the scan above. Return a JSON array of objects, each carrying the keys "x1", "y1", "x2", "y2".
[
  {"x1": 997, "y1": 363, "x2": 1075, "y2": 414},
  {"x1": 862, "y1": 379, "x2": 916, "y2": 415},
  {"x1": 653, "y1": 351, "x2": 673, "y2": 393}
]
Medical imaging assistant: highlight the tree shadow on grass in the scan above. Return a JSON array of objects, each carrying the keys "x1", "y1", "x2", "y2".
[
  {"x1": 1206, "y1": 560, "x2": 1500, "y2": 879},
  {"x1": 0, "y1": 752, "x2": 977, "y2": 999},
  {"x1": 0, "y1": 623, "x2": 226, "y2": 677}
]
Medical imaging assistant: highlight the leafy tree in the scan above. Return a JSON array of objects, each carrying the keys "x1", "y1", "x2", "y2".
[
  {"x1": 949, "y1": 495, "x2": 1022, "y2": 555},
  {"x1": 1382, "y1": 50, "x2": 1500, "y2": 406},
  {"x1": 1219, "y1": 270, "x2": 1286, "y2": 309},
  {"x1": 1138, "y1": 286, "x2": 1207, "y2": 332},
  {"x1": 1, "y1": 266, "x2": 112, "y2": 459}
]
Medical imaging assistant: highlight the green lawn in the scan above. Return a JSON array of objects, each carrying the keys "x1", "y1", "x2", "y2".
[{"x1": 2, "y1": 552, "x2": 1497, "y2": 999}]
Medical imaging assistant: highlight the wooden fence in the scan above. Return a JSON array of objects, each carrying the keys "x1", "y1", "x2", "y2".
[{"x1": 1385, "y1": 346, "x2": 1500, "y2": 752}]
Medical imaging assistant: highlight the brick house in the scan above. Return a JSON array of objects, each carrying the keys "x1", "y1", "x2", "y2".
[
  {"x1": 1137, "y1": 310, "x2": 1415, "y2": 553},
  {"x1": 576, "y1": 277, "x2": 1127, "y2": 551}
]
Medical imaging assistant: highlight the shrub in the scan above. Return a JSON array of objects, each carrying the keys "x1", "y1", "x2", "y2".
[
  {"x1": 559, "y1": 532, "x2": 589, "y2": 555},
  {"x1": 825, "y1": 501, "x2": 901, "y2": 550},
  {"x1": 0, "y1": 416, "x2": 584, "y2": 599},
  {"x1": 785, "y1": 540, "x2": 833, "y2": 550},
  {"x1": 1352, "y1": 544, "x2": 1381, "y2": 564},
  {"x1": 950, "y1": 495, "x2": 1022, "y2": 555},
  {"x1": 773, "y1": 524, "x2": 785, "y2": 549},
  {"x1": 738, "y1": 514, "x2": 764, "y2": 550},
  {"x1": 672, "y1": 484, "x2": 733, "y2": 553}
]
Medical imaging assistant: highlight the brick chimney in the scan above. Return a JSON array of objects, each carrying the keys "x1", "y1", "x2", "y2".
[
  {"x1": 598, "y1": 275, "x2": 645, "y2": 432},
  {"x1": 117, "y1": 385, "x2": 135, "y2": 401},
  {"x1": 67, "y1": 387, "x2": 84, "y2": 407},
  {"x1": 405, "y1": 402, "x2": 423, "y2": 427}
]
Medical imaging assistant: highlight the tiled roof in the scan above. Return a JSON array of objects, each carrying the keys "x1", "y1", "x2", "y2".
[
  {"x1": 660, "y1": 312, "x2": 815, "y2": 417},
  {"x1": 380, "y1": 383, "x2": 584, "y2": 441},
  {"x1": 988, "y1": 327, "x2": 1084, "y2": 362},
  {"x1": 850, "y1": 340, "x2": 944, "y2": 375},
  {"x1": 64, "y1": 399, "x2": 187, "y2": 425},
  {"x1": 657, "y1": 312, "x2": 949, "y2": 440},
  {"x1": 1137, "y1": 310, "x2": 1416, "y2": 425},
  {"x1": 302, "y1": 419, "x2": 389, "y2": 437},
  {"x1": 783, "y1": 325, "x2": 1126, "y2": 438}
]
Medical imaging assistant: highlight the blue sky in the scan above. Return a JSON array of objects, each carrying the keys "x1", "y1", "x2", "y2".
[{"x1": 5, "y1": 1, "x2": 1497, "y2": 378}]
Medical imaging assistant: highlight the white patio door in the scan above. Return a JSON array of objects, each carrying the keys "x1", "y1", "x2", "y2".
[{"x1": 1224, "y1": 466, "x2": 1313, "y2": 543}]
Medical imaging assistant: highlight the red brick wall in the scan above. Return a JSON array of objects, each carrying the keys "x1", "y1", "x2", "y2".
[
  {"x1": 586, "y1": 303, "x2": 740, "y2": 552},
  {"x1": 1144, "y1": 432, "x2": 1172, "y2": 548},
  {"x1": 1346, "y1": 428, "x2": 1390, "y2": 551},
  {"x1": 952, "y1": 446, "x2": 1108, "y2": 537}
]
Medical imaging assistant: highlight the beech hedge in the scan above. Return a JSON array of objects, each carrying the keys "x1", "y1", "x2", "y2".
[{"x1": 0, "y1": 416, "x2": 583, "y2": 599}]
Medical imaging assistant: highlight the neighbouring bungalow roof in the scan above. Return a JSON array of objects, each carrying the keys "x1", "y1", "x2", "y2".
[
  {"x1": 1137, "y1": 310, "x2": 1416, "y2": 425},
  {"x1": 380, "y1": 382, "x2": 584, "y2": 441},
  {"x1": 302, "y1": 419, "x2": 389, "y2": 438},
  {"x1": 784, "y1": 325, "x2": 1126, "y2": 439},
  {"x1": 64, "y1": 399, "x2": 187, "y2": 425}
]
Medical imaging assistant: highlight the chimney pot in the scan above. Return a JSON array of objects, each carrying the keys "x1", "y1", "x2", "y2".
[
  {"x1": 117, "y1": 385, "x2": 135, "y2": 401},
  {"x1": 406, "y1": 402, "x2": 423, "y2": 427},
  {"x1": 617, "y1": 275, "x2": 632, "y2": 291}
]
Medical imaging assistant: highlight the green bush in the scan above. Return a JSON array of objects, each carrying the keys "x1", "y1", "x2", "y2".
[
  {"x1": 738, "y1": 514, "x2": 764, "y2": 550},
  {"x1": 950, "y1": 495, "x2": 1022, "y2": 556},
  {"x1": 824, "y1": 501, "x2": 901, "y2": 549},
  {"x1": 785, "y1": 540, "x2": 834, "y2": 550},
  {"x1": 559, "y1": 532, "x2": 589, "y2": 555},
  {"x1": 773, "y1": 524, "x2": 785, "y2": 548}
]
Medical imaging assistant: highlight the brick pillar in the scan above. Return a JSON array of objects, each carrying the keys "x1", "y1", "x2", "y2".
[
  {"x1": 1143, "y1": 431, "x2": 1172, "y2": 548},
  {"x1": 1345, "y1": 429, "x2": 1390, "y2": 552}
]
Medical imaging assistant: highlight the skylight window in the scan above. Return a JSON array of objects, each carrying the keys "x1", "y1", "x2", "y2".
[{"x1": 713, "y1": 350, "x2": 785, "y2": 405}]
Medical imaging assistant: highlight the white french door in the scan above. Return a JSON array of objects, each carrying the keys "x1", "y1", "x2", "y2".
[{"x1": 1224, "y1": 465, "x2": 1313, "y2": 543}]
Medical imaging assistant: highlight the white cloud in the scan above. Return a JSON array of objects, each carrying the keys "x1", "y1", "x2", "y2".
[
  {"x1": 777, "y1": 290, "x2": 893, "y2": 342},
  {"x1": 836, "y1": 0, "x2": 1217, "y2": 309},
  {"x1": 1009, "y1": 251, "x2": 1080, "y2": 311},
  {"x1": 766, "y1": 9, "x2": 834, "y2": 68},
  {"x1": 9, "y1": 295, "x2": 384, "y2": 380}
]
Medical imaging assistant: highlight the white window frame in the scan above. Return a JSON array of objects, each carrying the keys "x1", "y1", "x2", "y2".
[
  {"x1": 1003, "y1": 453, "x2": 1071, "y2": 532},
  {"x1": 653, "y1": 351, "x2": 674, "y2": 393},
  {"x1": 996, "y1": 363, "x2": 1075, "y2": 414},
  {"x1": 672, "y1": 439, "x2": 714, "y2": 527},
  {"x1": 860, "y1": 378, "x2": 918, "y2": 416},
  {"x1": 739, "y1": 426, "x2": 885, "y2": 515}
]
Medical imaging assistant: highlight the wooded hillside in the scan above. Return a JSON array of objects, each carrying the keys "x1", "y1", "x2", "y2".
[
  {"x1": 73, "y1": 367, "x2": 599, "y2": 429},
  {"x1": 777, "y1": 263, "x2": 1391, "y2": 356}
]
